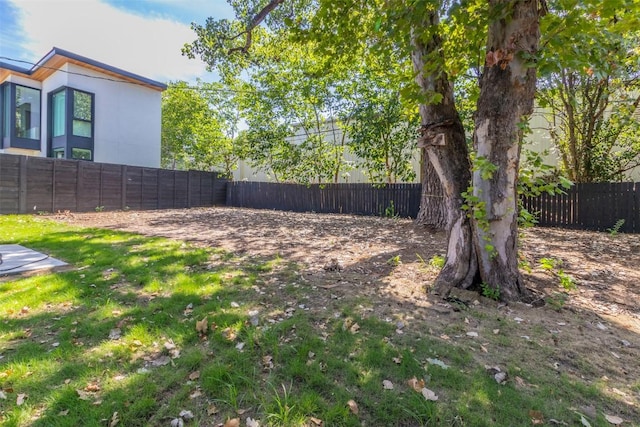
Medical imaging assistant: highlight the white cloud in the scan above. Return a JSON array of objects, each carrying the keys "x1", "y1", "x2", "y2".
[{"x1": 9, "y1": 0, "x2": 211, "y2": 83}]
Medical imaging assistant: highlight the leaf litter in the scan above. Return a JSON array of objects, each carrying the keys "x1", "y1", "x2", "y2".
[{"x1": 58, "y1": 208, "x2": 640, "y2": 421}]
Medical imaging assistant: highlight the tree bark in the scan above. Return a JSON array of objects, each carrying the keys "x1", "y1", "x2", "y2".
[
  {"x1": 470, "y1": 0, "x2": 541, "y2": 300},
  {"x1": 416, "y1": 153, "x2": 447, "y2": 231},
  {"x1": 413, "y1": 1, "x2": 542, "y2": 301},
  {"x1": 411, "y1": 13, "x2": 478, "y2": 292}
]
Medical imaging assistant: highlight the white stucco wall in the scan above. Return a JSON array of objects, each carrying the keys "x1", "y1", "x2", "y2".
[
  {"x1": 1, "y1": 63, "x2": 162, "y2": 168},
  {"x1": 63, "y1": 64, "x2": 162, "y2": 168}
]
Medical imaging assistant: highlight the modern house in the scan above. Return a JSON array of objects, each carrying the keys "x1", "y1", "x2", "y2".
[{"x1": 0, "y1": 47, "x2": 166, "y2": 168}]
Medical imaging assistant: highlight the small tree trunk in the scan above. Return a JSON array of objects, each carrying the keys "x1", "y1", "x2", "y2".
[
  {"x1": 470, "y1": 0, "x2": 541, "y2": 300},
  {"x1": 416, "y1": 153, "x2": 447, "y2": 230}
]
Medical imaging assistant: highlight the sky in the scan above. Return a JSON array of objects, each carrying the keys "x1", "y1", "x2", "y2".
[{"x1": 0, "y1": 0, "x2": 235, "y2": 83}]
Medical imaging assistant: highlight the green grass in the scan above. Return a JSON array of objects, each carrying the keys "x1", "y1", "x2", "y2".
[{"x1": 0, "y1": 215, "x2": 636, "y2": 426}]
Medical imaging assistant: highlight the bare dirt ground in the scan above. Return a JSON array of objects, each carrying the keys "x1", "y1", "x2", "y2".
[{"x1": 53, "y1": 207, "x2": 640, "y2": 419}]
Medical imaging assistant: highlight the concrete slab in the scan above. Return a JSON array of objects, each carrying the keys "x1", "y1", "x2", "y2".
[{"x1": 0, "y1": 244, "x2": 68, "y2": 276}]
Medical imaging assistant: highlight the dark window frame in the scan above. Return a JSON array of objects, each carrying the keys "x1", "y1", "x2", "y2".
[
  {"x1": 47, "y1": 86, "x2": 95, "y2": 161},
  {"x1": 0, "y1": 82, "x2": 42, "y2": 151}
]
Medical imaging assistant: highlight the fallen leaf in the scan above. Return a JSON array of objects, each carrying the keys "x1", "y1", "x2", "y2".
[
  {"x1": 494, "y1": 372, "x2": 507, "y2": 384},
  {"x1": 189, "y1": 390, "x2": 202, "y2": 399},
  {"x1": 58, "y1": 409, "x2": 69, "y2": 416},
  {"x1": 0, "y1": 391, "x2": 6, "y2": 400},
  {"x1": 347, "y1": 399, "x2": 359, "y2": 415},
  {"x1": 529, "y1": 410, "x2": 544, "y2": 425},
  {"x1": 382, "y1": 380, "x2": 394, "y2": 390},
  {"x1": 109, "y1": 411, "x2": 120, "y2": 427},
  {"x1": 309, "y1": 416, "x2": 323, "y2": 425},
  {"x1": 515, "y1": 376, "x2": 528, "y2": 388},
  {"x1": 16, "y1": 393, "x2": 27, "y2": 405},
  {"x1": 196, "y1": 318, "x2": 208, "y2": 335},
  {"x1": 493, "y1": 329, "x2": 500, "y2": 334},
  {"x1": 262, "y1": 355, "x2": 274, "y2": 370},
  {"x1": 421, "y1": 388, "x2": 438, "y2": 401},
  {"x1": 151, "y1": 355, "x2": 171, "y2": 366},
  {"x1": 604, "y1": 414, "x2": 624, "y2": 425},
  {"x1": 426, "y1": 358, "x2": 449, "y2": 369},
  {"x1": 549, "y1": 419, "x2": 568, "y2": 425},
  {"x1": 407, "y1": 377, "x2": 426, "y2": 392},
  {"x1": 224, "y1": 418, "x2": 240, "y2": 427},
  {"x1": 179, "y1": 410, "x2": 194, "y2": 420},
  {"x1": 349, "y1": 323, "x2": 360, "y2": 334},
  {"x1": 578, "y1": 413, "x2": 592, "y2": 427},
  {"x1": 170, "y1": 418, "x2": 184, "y2": 427},
  {"x1": 235, "y1": 342, "x2": 245, "y2": 351},
  {"x1": 392, "y1": 356, "x2": 402, "y2": 364},
  {"x1": 222, "y1": 327, "x2": 237, "y2": 341},
  {"x1": 466, "y1": 331, "x2": 478, "y2": 337},
  {"x1": 246, "y1": 417, "x2": 260, "y2": 427},
  {"x1": 84, "y1": 382, "x2": 100, "y2": 392},
  {"x1": 76, "y1": 389, "x2": 92, "y2": 400},
  {"x1": 236, "y1": 408, "x2": 248, "y2": 415},
  {"x1": 188, "y1": 371, "x2": 200, "y2": 381}
]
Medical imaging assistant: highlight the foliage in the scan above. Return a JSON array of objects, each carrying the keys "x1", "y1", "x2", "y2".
[
  {"x1": 538, "y1": 257, "x2": 577, "y2": 291},
  {"x1": 537, "y1": 2, "x2": 640, "y2": 182},
  {"x1": 518, "y1": 149, "x2": 573, "y2": 227},
  {"x1": 607, "y1": 219, "x2": 626, "y2": 236},
  {"x1": 184, "y1": 1, "x2": 420, "y2": 185},
  {"x1": 428, "y1": 254, "x2": 446, "y2": 269},
  {"x1": 161, "y1": 80, "x2": 240, "y2": 176},
  {"x1": 481, "y1": 282, "x2": 501, "y2": 301}
]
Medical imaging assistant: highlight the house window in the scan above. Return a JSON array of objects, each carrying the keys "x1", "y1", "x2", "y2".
[
  {"x1": 0, "y1": 83, "x2": 41, "y2": 150},
  {"x1": 71, "y1": 147, "x2": 92, "y2": 160},
  {"x1": 52, "y1": 90, "x2": 65, "y2": 137},
  {"x1": 48, "y1": 87, "x2": 94, "y2": 161},
  {"x1": 72, "y1": 90, "x2": 92, "y2": 137},
  {"x1": 15, "y1": 85, "x2": 41, "y2": 140},
  {"x1": 2, "y1": 84, "x2": 9, "y2": 138}
]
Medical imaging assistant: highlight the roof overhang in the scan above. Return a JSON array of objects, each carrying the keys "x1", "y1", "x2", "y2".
[{"x1": 0, "y1": 47, "x2": 167, "y2": 91}]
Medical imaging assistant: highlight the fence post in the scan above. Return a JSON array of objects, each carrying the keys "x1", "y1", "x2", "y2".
[
  {"x1": 18, "y1": 155, "x2": 27, "y2": 214},
  {"x1": 76, "y1": 161, "x2": 84, "y2": 212},
  {"x1": 635, "y1": 182, "x2": 640, "y2": 233},
  {"x1": 187, "y1": 171, "x2": 192, "y2": 208},
  {"x1": 121, "y1": 165, "x2": 128, "y2": 210}
]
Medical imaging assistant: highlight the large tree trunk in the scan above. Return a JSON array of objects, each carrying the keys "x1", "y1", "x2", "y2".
[
  {"x1": 470, "y1": 0, "x2": 541, "y2": 300},
  {"x1": 413, "y1": 1, "x2": 542, "y2": 301},
  {"x1": 411, "y1": 13, "x2": 478, "y2": 292}
]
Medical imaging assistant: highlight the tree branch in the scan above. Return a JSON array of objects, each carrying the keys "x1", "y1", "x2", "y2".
[{"x1": 228, "y1": 0, "x2": 286, "y2": 55}]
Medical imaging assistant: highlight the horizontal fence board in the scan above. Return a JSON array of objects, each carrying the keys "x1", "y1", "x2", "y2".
[{"x1": 0, "y1": 153, "x2": 228, "y2": 215}]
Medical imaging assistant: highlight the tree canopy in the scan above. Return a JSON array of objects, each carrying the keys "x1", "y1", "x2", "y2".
[{"x1": 183, "y1": 0, "x2": 640, "y2": 301}]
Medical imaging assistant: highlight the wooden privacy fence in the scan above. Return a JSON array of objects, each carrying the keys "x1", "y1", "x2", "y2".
[
  {"x1": 228, "y1": 181, "x2": 640, "y2": 233},
  {"x1": 226, "y1": 181, "x2": 423, "y2": 218},
  {"x1": 522, "y1": 182, "x2": 640, "y2": 233},
  {"x1": 0, "y1": 153, "x2": 228, "y2": 214}
]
